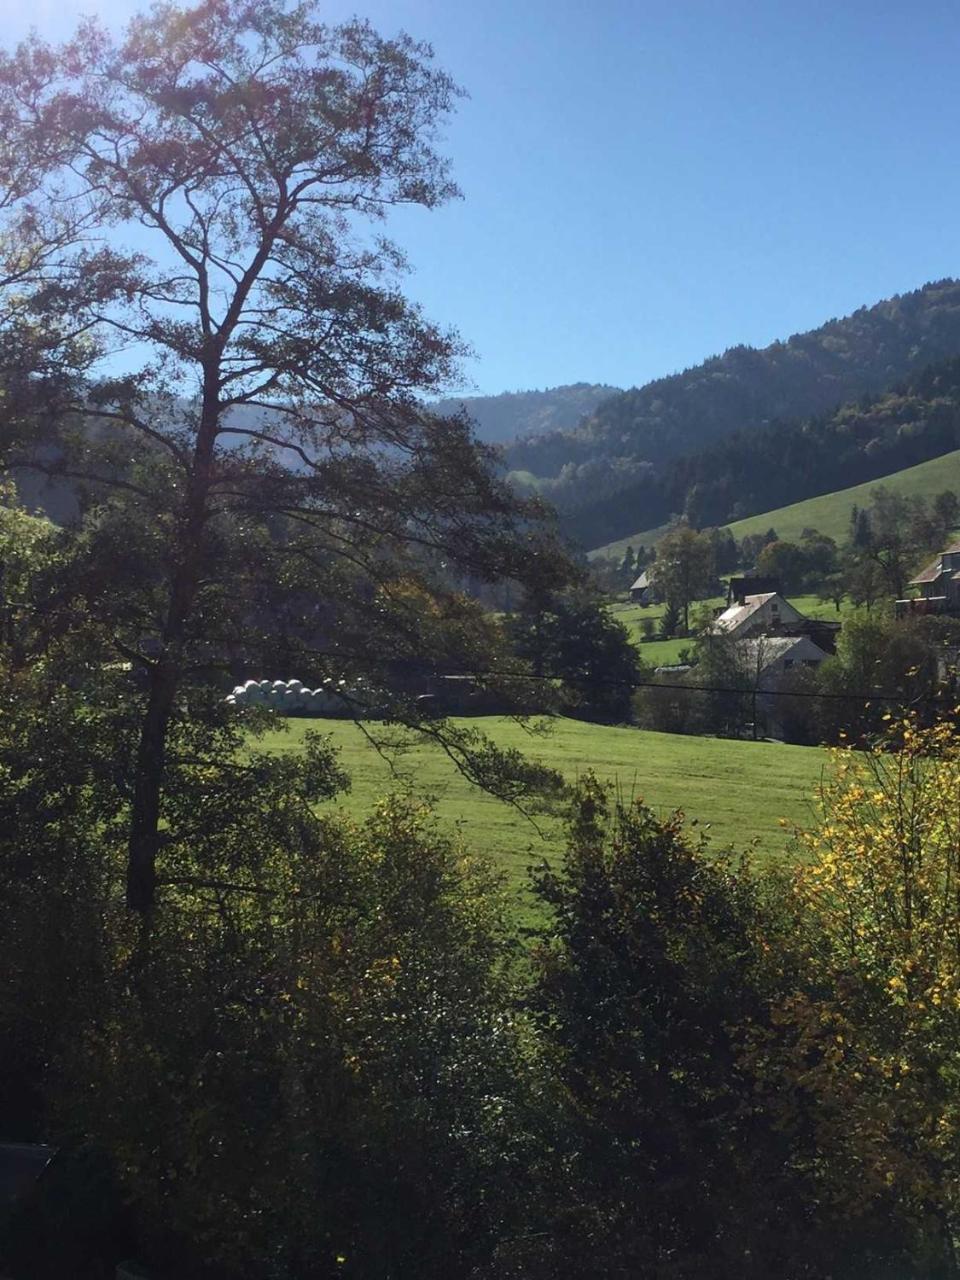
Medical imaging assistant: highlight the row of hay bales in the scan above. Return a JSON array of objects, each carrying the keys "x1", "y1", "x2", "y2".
[{"x1": 225, "y1": 678, "x2": 361, "y2": 716}]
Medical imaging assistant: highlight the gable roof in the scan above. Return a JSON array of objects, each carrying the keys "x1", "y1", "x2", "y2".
[
  {"x1": 714, "y1": 592, "x2": 778, "y2": 632},
  {"x1": 630, "y1": 570, "x2": 651, "y2": 591},
  {"x1": 909, "y1": 541, "x2": 960, "y2": 586},
  {"x1": 910, "y1": 556, "x2": 946, "y2": 585},
  {"x1": 738, "y1": 635, "x2": 828, "y2": 671}
]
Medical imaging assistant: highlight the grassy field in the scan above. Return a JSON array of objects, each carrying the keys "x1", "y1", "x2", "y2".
[
  {"x1": 589, "y1": 524, "x2": 670, "y2": 563},
  {"x1": 591, "y1": 447, "x2": 960, "y2": 559},
  {"x1": 260, "y1": 716, "x2": 830, "y2": 915},
  {"x1": 608, "y1": 596, "x2": 723, "y2": 666}
]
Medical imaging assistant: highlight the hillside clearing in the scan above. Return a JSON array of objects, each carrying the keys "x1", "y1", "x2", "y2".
[{"x1": 591, "y1": 446, "x2": 960, "y2": 559}]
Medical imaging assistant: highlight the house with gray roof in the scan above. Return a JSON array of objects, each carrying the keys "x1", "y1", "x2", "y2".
[
  {"x1": 899, "y1": 540, "x2": 960, "y2": 617},
  {"x1": 738, "y1": 634, "x2": 829, "y2": 679},
  {"x1": 629, "y1": 569, "x2": 654, "y2": 605}
]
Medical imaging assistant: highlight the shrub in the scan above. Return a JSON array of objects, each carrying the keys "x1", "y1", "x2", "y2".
[{"x1": 750, "y1": 716, "x2": 960, "y2": 1275}]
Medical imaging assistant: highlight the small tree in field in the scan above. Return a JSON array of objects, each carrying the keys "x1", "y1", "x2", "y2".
[{"x1": 0, "y1": 0, "x2": 571, "y2": 912}]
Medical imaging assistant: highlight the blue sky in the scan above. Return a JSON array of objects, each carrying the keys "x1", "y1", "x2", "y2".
[{"x1": 4, "y1": 0, "x2": 960, "y2": 396}]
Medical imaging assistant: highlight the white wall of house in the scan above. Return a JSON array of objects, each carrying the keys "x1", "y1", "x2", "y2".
[
  {"x1": 738, "y1": 634, "x2": 828, "y2": 679},
  {"x1": 715, "y1": 593, "x2": 805, "y2": 640}
]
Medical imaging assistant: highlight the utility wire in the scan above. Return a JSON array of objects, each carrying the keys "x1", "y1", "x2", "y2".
[{"x1": 255, "y1": 645, "x2": 960, "y2": 708}]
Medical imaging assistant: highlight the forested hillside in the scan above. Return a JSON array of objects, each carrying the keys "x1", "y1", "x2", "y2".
[
  {"x1": 508, "y1": 279, "x2": 960, "y2": 533},
  {"x1": 572, "y1": 354, "x2": 960, "y2": 548},
  {"x1": 434, "y1": 382, "x2": 620, "y2": 445}
]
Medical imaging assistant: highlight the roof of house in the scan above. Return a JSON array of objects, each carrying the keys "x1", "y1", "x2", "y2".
[
  {"x1": 630, "y1": 570, "x2": 651, "y2": 591},
  {"x1": 910, "y1": 557, "x2": 946, "y2": 586},
  {"x1": 909, "y1": 541, "x2": 960, "y2": 586},
  {"x1": 738, "y1": 635, "x2": 828, "y2": 671},
  {"x1": 713, "y1": 592, "x2": 779, "y2": 633}
]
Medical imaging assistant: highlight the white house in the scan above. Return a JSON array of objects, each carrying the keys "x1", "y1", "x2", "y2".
[
  {"x1": 712, "y1": 592, "x2": 806, "y2": 641},
  {"x1": 737, "y1": 634, "x2": 829, "y2": 680}
]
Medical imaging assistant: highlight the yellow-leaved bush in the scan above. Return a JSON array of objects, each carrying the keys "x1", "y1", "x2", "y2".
[{"x1": 750, "y1": 713, "x2": 960, "y2": 1261}]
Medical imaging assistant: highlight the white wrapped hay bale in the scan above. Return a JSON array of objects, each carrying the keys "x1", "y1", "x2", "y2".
[
  {"x1": 308, "y1": 688, "x2": 338, "y2": 714},
  {"x1": 226, "y1": 676, "x2": 358, "y2": 716}
]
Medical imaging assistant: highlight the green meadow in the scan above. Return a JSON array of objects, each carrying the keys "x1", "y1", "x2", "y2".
[
  {"x1": 260, "y1": 715, "x2": 830, "y2": 915},
  {"x1": 591, "y1": 446, "x2": 960, "y2": 560}
]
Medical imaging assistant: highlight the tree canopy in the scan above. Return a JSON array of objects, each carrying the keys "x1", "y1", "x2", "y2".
[{"x1": 0, "y1": 0, "x2": 571, "y2": 911}]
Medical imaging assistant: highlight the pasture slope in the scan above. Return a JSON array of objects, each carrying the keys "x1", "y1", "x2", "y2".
[
  {"x1": 591, "y1": 446, "x2": 960, "y2": 561},
  {"x1": 262, "y1": 716, "x2": 829, "y2": 914}
]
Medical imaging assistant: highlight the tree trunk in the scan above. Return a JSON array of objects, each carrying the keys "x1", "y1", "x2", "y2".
[
  {"x1": 126, "y1": 658, "x2": 177, "y2": 912},
  {"x1": 125, "y1": 377, "x2": 220, "y2": 913}
]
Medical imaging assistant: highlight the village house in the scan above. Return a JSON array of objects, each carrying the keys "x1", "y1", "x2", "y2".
[
  {"x1": 712, "y1": 591, "x2": 806, "y2": 640},
  {"x1": 713, "y1": 590, "x2": 841, "y2": 653},
  {"x1": 738, "y1": 634, "x2": 829, "y2": 678},
  {"x1": 898, "y1": 539, "x2": 960, "y2": 617},
  {"x1": 737, "y1": 635, "x2": 830, "y2": 740},
  {"x1": 725, "y1": 575, "x2": 782, "y2": 605},
  {"x1": 629, "y1": 568, "x2": 654, "y2": 605}
]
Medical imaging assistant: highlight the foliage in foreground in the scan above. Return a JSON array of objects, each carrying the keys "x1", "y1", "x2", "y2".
[
  {"x1": 7, "y1": 676, "x2": 960, "y2": 1276},
  {"x1": 521, "y1": 756, "x2": 960, "y2": 1279},
  {"x1": 0, "y1": 660, "x2": 528, "y2": 1279},
  {"x1": 751, "y1": 715, "x2": 960, "y2": 1271}
]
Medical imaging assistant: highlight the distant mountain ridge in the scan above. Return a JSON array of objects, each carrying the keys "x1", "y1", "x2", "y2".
[
  {"x1": 434, "y1": 382, "x2": 621, "y2": 446},
  {"x1": 506, "y1": 279, "x2": 960, "y2": 537},
  {"x1": 567, "y1": 352, "x2": 960, "y2": 549}
]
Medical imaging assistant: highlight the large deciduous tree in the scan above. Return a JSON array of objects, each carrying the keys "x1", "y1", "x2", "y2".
[
  {"x1": 0, "y1": 0, "x2": 569, "y2": 912},
  {"x1": 650, "y1": 523, "x2": 715, "y2": 634}
]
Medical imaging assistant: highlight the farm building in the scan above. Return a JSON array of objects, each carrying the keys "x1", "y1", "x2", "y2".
[
  {"x1": 629, "y1": 569, "x2": 654, "y2": 605},
  {"x1": 713, "y1": 592, "x2": 840, "y2": 654},
  {"x1": 737, "y1": 634, "x2": 829, "y2": 678},
  {"x1": 725, "y1": 575, "x2": 781, "y2": 605},
  {"x1": 898, "y1": 539, "x2": 960, "y2": 617},
  {"x1": 712, "y1": 592, "x2": 806, "y2": 640}
]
